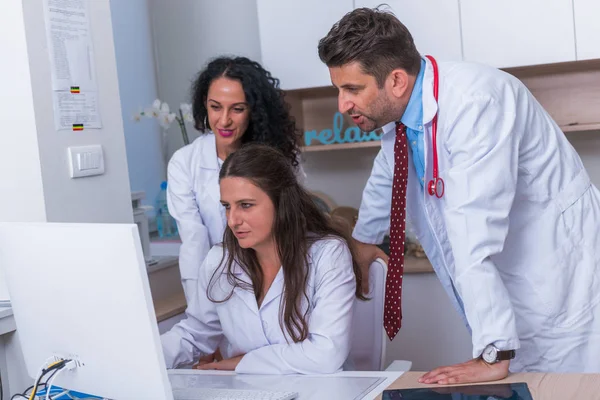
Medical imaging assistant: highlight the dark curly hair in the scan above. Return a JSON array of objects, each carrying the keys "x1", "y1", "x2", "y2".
[{"x1": 191, "y1": 56, "x2": 301, "y2": 167}]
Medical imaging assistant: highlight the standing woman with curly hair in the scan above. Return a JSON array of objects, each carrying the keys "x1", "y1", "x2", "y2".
[{"x1": 167, "y1": 56, "x2": 304, "y2": 307}]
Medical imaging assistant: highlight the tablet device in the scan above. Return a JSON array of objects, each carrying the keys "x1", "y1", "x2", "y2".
[{"x1": 382, "y1": 382, "x2": 533, "y2": 399}]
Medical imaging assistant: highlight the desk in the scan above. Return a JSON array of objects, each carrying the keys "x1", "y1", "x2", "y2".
[
  {"x1": 378, "y1": 371, "x2": 600, "y2": 399},
  {"x1": 169, "y1": 370, "x2": 404, "y2": 399}
]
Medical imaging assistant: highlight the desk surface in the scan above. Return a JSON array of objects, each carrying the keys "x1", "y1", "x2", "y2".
[
  {"x1": 378, "y1": 371, "x2": 600, "y2": 399},
  {"x1": 0, "y1": 306, "x2": 15, "y2": 335}
]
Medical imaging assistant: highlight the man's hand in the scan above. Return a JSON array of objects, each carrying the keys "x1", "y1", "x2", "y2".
[
  {"x1": 194, "y1": 354, "x2": 245, "y2": 371},
  {"x1": 352, "y1": 239, "x2": 388, "y2": 294},
  {"x1": 419, "y1": 358, "x2": 509, "y2": 385}
]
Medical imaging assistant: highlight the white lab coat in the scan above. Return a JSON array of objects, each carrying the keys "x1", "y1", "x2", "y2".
[
  {"x1": 167, "y1": 133, "x2": 227, "y2": 300},
  {"x1": 160, "y1": 237, "x2": 357, "y2": 374},
  {"x1": 167, "y1": 133, "x2": 306, "y2": 301},
  {"x1": 353, "y1": 58, "x2": 600, "y2": 373}
]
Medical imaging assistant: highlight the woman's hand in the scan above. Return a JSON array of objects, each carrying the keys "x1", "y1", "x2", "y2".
[
  {"x1": 419, "y1": 358, "x2": 509, "y2": 385},
  {"x1": 192, "y1": 348, "x2": 224, "y2": 367},
  {"x1": 194, "y1": 354, "x2": 245, "y2": 371}
]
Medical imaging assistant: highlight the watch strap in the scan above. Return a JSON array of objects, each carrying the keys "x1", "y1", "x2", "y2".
[{"x1": 496, "y1": 349, "x2": 516, "y2": 361}]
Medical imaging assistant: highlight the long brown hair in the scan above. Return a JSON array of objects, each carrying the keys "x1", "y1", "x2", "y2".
[{"x1": 208, "y1": 144, "x2": 365, "y2": 343}]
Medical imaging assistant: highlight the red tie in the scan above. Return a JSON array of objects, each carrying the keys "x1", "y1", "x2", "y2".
[{"x1": 384, "y1": 122, "x2": 408, "y2": 341}]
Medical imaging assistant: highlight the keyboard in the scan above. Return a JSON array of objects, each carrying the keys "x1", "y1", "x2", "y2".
[{"x1": 173, "y1": 387, "x2": 298, "y2": 400}]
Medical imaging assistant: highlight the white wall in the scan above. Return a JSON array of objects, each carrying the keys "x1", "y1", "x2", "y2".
[
  {"x1": 0, "y1": 0, "x2": 47, "y2": 223},
  {"x1": 149, "y1": 0, "x2": 262, "y2": 159},
  {"x1": 15, "y1": 0, "x2": 134, "y2": 223},
  {"x1": 303, "y1": 148, "x2": 379, "y2": 209},
  {"x1": 1, "y1": 0, "x2": 134, "y2": 392},
  {"x1": 110, "y1": 0, "x2": 165, "y2": 209}
]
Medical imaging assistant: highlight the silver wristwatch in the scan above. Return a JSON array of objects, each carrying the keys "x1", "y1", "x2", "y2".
[{"x1": 482, "y1": 344, "x2": 516, "y2": 364}]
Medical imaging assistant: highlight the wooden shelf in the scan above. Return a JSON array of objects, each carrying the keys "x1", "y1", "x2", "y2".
[
  {"x1": 302, "y1": 140, "x2": 381, "y2": 152},
  {"x1": 154, "y1": 291, "x2": 187, "y2": 322},
  {"x1": 560, "y1": 123, "x2": 600, "y2": 133},
  {"x1": 301, "y1": 121, "x2": 600, "y2": 153}
]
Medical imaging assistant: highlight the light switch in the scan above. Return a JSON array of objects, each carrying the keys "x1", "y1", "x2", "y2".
[{"x1": 68, "y1": 145, "x2": 105, "y2": 178}]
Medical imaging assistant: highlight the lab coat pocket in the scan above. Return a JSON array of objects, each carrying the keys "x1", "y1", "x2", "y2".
[{"x1": 527, "y1": 217, "x2": 600, "y2": 328}]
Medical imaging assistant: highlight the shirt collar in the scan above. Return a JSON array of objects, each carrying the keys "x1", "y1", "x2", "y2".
[{"x1": 400, "y1": 58, "x2": 426, "y2": 131}]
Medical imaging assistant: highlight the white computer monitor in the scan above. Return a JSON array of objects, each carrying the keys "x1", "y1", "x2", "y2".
[{"x1": 0, "y1": 222, "x2": 174, "y2": 400}]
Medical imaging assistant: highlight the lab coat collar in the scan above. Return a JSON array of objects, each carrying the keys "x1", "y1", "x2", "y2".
[
  {"x1": 400, "y1": 58, "x2": 426, "y2": 131},
  {"x1": 197, "y1": 133, "x2": 222, "y2": 205},
  {"x1": 198, "y1": 132, "x2": 220, "y2": 171},
  {"x1": 222, "y1": 260, "x2": 260, "y2": 315},
  {"x1": 421, "y1": 56, "x2": 439, "y2": 126},
  {"x1": 380, "y1": 57, "x2": 438, "y2": 141},
  {"x1": 225, "y1": 259, "x2": 285, "y2": 314},
  {"x1": 259, "y1": 268, "x2": 284, "y2": 310},
  {"x1": 380, "y1": 121, "x2": 397, "y2": 140}
]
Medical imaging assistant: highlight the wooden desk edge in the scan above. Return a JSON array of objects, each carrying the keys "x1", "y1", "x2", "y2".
[{"x1": 154, "y1": 292, "x2": 187, "y2": 322}]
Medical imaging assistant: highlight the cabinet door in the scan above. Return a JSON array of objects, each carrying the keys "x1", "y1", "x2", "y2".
[
  {"x1": 355, "y1": 0, "x2": 463, "y2": 62},
  {"x1": 574, "y1": 0, "x2": 600, "y2": 60},
  {"x1": 460, "y1": 0, "x2": 576, "y2": 68},
  {"x1": 257, "y1": 0, "x2": 353, "y2": 90}
]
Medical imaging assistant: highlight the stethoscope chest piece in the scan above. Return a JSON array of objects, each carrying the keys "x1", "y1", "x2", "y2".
[{"x1": 428, "y1": 177, "x2": 445, "y2": 198}]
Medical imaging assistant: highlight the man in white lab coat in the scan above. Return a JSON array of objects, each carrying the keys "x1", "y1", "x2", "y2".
[{"x1": 318, "y1": 7, "x2": 600, "y2": 383}]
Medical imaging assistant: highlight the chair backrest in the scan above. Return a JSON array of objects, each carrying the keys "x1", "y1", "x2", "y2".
[{"x1": 347, "y1": 258, "x2": 387, "y2": 371}]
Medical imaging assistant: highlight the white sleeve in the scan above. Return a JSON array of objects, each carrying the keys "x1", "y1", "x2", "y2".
[
  {"x1": 352, "y1": 149, "x2": 393, "y2": 244},
  {"x1": 235, "y1": 240, "x2": 356, "y2": 374},
  {"x1": 160, "y1": 248, "x2": 223, "y2": 368},
  {"x1": 444, "y1": 97, "x2": 521, "y2": 358},
  {"x1": 167, "y1": 152, "x2": 211, "y2": 281}
]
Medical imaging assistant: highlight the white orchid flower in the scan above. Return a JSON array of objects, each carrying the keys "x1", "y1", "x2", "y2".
[
  {"x1": 158, "y1": 112, "x2": 177, "y2": 129},
  {"x1": 160, "y1": 102, "x2": 170, "y2": 113},
  {"x1": 132, "y1": 111, "x2": 143, "y2": 122},
  {"x1": 146, "y1": 107, "x2": 160, "y2": 118},
  {"x1": 180, "y1": 103, "x2": 194, "y2": 123},
  {"x1": 144, "y1": 99, "x2": 163, "y2": 118}
]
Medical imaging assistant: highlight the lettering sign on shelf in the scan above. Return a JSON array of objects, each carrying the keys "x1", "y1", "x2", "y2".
[{"x1": 304, "y1": 112, "x2": 382, "y2": 147}]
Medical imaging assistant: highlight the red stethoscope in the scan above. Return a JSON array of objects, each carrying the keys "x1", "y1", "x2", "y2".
[{"x1": 425, "y1": 55, "x2": 444, "y2": 198}]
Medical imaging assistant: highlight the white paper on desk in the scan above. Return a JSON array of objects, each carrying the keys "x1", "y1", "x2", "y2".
[
  {"x1": 43, "y1": 0, "x2": 98, "y2": 91},
  {"x1": 53, "y1": 91, "x2": 102, "y2": 130},
  {"x1": 169, "y1": 370, "x2": 404, "y2": 400}
]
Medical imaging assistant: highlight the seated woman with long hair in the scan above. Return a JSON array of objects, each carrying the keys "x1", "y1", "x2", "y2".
[{"x1": 161, "y1": 144, "x2": 364, "y2": 374}]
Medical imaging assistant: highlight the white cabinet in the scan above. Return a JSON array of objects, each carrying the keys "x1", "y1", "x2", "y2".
[
  {"x1": 355, "y1": 1, "x2": 463, "y2": 62},
  {"x1": 460, "y1": 0, "x2": 576, "y2": 68},
  {"x1": 574, "y1": 0, "x2": 600, "y2": 60},
  {"x1": 256, "y1": 0, "x2": 353, "y2": 90}
]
